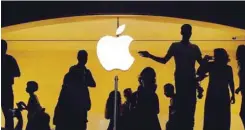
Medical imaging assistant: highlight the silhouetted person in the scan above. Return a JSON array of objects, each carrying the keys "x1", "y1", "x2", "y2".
[
  {"x1": 197, "y1": 48, "x2": 235, "y2": 130},
  {"x1": 164, "y1": 83, "x2": 177, "y2": 130},
  {"x1": 53, "y1": 50, "x2": 96, "y2": 130},
  {"x1": 2, "y1": 39, "x2": 21, "y2": 130},
  {"x1": 121, "y1": 88, "x2": 133, "y2": 130},
  {"x1": 131, "y1": 67, "x2": 161, "y2": 130},
  {"x1": 235, "y1": 44, "x2": 245, "y2": 129},
  {"x1": 105, "y1": 91, "x2": 122, "y2": 130},
  {"x1": 139, "y1": 24, "x2": 202, "y2": 130},
  {"x1": 19, "y1": 81, "x2": 50, "y2": 130}
]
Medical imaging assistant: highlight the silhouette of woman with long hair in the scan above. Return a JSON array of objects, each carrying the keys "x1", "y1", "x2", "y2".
[
  {"x1": 132, "y1": 67, "x2": 161, "y2": 130},
  {"x1": 197, "y1": 48, "x2": 235, "y2": 130},
  {"x1": 105, "y1": 91, "x2": 122, "y2": 130},
  {"x1": 235, "y1": 44, "x2": 245, "y2": 129}
]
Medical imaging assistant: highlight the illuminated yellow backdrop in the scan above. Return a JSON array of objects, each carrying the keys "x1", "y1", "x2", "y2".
[{"x1": 1, "y1": 15, "x2": 245, "y2": 130}]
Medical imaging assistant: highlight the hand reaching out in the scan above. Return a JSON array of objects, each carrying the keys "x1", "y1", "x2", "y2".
[{"x1": 138, "y1": 51, "x2": 150, "y2": 58}]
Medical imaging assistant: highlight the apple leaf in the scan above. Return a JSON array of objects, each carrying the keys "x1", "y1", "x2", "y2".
[{"x1": 116, "y1": 24, "x2": 126, "y2": 35}]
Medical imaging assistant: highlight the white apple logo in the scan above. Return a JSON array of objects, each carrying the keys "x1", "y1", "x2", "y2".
[{"x1": 97, "y1": 24, "x2": 134, "y2": 71}]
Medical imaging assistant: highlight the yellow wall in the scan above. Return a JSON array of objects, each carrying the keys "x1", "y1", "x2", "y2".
[{"x1": 1, "y1": 15, "x2": 245, "y2": 130}]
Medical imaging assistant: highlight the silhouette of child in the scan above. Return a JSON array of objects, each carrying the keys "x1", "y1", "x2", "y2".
[
  {"x1": 164, "y1": 83, "x2": 177, "y2": 130},
  {"x1": 20, "y1": 81, "x2": 50, "y2": 130},
  {"x1": 25, "y1": 81, "x2": 42, "y2": 119},
  {"x1": 121, "y1": 88, "x2": 133, "y2": 130}
]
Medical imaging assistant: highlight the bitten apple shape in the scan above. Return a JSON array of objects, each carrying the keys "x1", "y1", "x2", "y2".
[{"x1": 97, "y1": 24, "x2": 134, "y2": 71}]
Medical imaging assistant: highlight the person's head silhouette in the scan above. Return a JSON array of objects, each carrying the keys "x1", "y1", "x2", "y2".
[
  {"x1": 2, "y1": 39, "x2": 7, "y2": 55},
  {"x1": 108, "y1": 90, "x2": 121, "y2": 106},
  {"x1": 181, "y1": 24, "x2": 192, "y2": 42},
  {"x1": 26, "y1": 81, "x2": 38, "y2": 94},
  {"x1": 123, "y1": 88, "x2": 132, "y2": 101},
  {"x1": 77, "y1": 50, "x2": 88, "y2": 66},
  {"x1": 214, "y1": 48, "x2": 230, "y2": 65},
  {"x1": 139, "y1": 67, "x2": 156, "y2": 90},
  {"x1": 236, "y1": 45, "x2": 245, "y2": 66},
  {"x1": 164, "y1": 83, "x2": 175, "y2": 98}
]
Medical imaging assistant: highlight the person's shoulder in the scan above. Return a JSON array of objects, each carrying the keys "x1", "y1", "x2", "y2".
[
  {"x1": 190, "y1": 43, "x2": 200, "y2": 49},
  {"x1": 6, "y1": 54, "x2": 16, "y2": 61},
  {"x1": 69, "y1": 65, "x2": 78, "y2": 72},
  {"x1": 86, "y1": 68, "x2": 91, "y2": 73},
  {"x1": 171, "y1": 42, "x2": 180, "y2": 46}
]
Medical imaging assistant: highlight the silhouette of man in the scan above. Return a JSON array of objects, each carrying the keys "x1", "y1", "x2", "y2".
[
  {"x1": 54, "y1": 50, "x2": 96, "y2": 130},
  {"x1": 139, "y1": 24, "x2": 202, "y2": 130},
  {"x1": 2, "y1": 39, "x2": 21, "y2": 130}
]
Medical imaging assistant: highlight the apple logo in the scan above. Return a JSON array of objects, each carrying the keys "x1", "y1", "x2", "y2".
[{"x1": 97, "y1": 24, "x2": 134, "y2": 71}]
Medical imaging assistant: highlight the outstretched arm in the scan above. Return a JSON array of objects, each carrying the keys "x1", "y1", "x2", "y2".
[
  {"x1": 138, "y1": 44, "x2": 174, "y2": 64},
  {"x1": 149, "y1": 52, "x2": 172, "y2": 64}
]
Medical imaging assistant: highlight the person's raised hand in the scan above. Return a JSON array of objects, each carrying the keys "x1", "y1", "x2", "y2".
[
  {"x1": 138, "y1": 51, "x2": 150, "y2": 58},
  {"x1": 18, "y1": 101, "x2": 27, "y2": 110}
]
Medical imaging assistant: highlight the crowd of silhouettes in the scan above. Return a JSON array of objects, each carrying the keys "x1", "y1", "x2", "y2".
[{"x1": 1, "y1": 23, "x2": 245, "y2": 130}]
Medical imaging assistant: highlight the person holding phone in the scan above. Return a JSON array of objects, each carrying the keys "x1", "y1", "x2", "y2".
[{"x1": 197, "y1": 48, "x2": 235, "y2": 130}]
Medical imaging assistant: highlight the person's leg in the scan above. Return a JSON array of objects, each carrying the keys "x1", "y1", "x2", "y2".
[
  {"x1": 107, "y1": 120, "x2": 114, "y2": 130},
  {"x1": 175, "y1": 76, "x2": 196, "y2": 130},
  {"x1": 1, "y1": 88, "x2": 14, "y2": 130},
  {"x1": 188, "y1": 101, "x2": 196, "y2": 130},
  {"x1": 81, "y1": 110, "x2": 88, "y2": 130},
  {"x1": 240, "y1": 95, "x2": 245, "y2": 129},
  {"x1": 174, "y1": 76, "x2": 186, "y2": 130}
]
